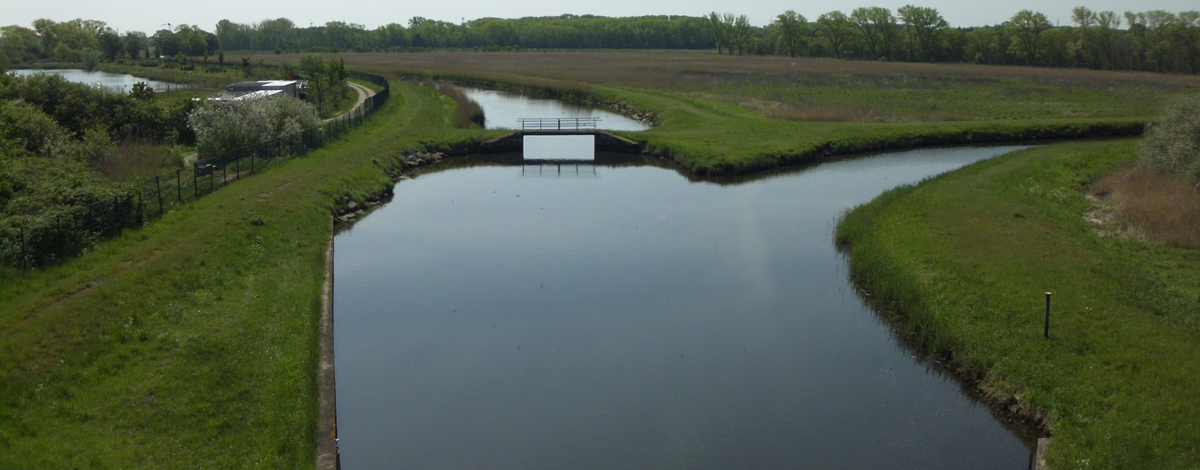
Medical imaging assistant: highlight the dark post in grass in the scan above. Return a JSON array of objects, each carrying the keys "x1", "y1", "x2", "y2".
[
  {"x1": 1044, "y1": 292, "x2": 1052, "y2": 339},
  {"x1": 194, "y1": 167, "x2": 200, "y2": 200}
]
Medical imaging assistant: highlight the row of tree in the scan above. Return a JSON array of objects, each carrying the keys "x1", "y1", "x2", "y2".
[
  {"x1": 3, "y1": 8, "x2": 1199, "y2": 74},
  {"x1": 745, "y1": 7, "x2": 1200, "y2": 73}
]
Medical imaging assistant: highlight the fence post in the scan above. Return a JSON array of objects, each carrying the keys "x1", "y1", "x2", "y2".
[
  {"x1": 156, "y1": 176, "x2": 164, "y2": 216},
  {"x1": 193, "y1": 167, "x2": 200, "y2": 200},
  {"x1": 209, "y1": 166, "x2": 214, "y2": 193}
]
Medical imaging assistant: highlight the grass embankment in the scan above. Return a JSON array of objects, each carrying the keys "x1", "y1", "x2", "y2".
[
  {"x1": 259, "y1": 52, "x2": 1195, "y2": 175},
  {"x1": 835, "y1": 140, "x2": 1200, "y2": 469},
  {"x1": 0, "y1": 81, "x2": 503, "y2": 469}
]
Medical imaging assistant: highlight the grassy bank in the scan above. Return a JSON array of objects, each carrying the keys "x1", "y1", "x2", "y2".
[
  {"x1": 5, "y1": 52, "x2": 1198, "y2": 467},
  {"x1": 0, "y1": 81, "x2": 501, "y2": 469},
  {"x1": 272, "y1": 52, "x2": 1194, "y2": 175},
  {"x1": 835, "y1": 140, "x2": 1200, "y2": 469}
]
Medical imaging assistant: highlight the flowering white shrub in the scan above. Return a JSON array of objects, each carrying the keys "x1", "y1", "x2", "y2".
[
  {"x1": 188, "y1": 97, "x2": 321, "y2": 157},
  {"x1": 1141, "y1": 95, "x2": 1200, "y2": 188}
]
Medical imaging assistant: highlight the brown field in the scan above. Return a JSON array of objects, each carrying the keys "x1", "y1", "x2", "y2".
[
  {"x1": 1093, "y1": 167, "x2": 1200, "y2": 249},
  {"x1": 246, "y1": 51, "x2": 1200, "y2": 123},
  {"x1": 247, "y1": 51, "x2": 1200, "y2": 89}
]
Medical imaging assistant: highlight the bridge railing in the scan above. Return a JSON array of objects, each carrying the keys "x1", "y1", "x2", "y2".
[{"x1": 519, "y1": 117, "x2": 600, "y2": 131}]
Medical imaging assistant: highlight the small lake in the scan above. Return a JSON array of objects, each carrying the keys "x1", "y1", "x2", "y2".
[
  {"x1": 9, "y1": 69, "x2": 174, "y2": 94},
  {"x1": 333, "y1": 143, "x2": 1036, "y2": 469},
  {"x1": 461, "y1": 86, "x2": 650, "y2": 131}
]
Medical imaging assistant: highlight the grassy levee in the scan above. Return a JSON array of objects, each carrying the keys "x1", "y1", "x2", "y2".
[
  {"x1": 0, "y1": 82, "x2": 504, "y2": 469},
  {"x1": 602, "y1": 84, "x2": 1146, "y2": 175},
  {"x1": 835, "y1": 140, "x2": 1200, "y2": 469},
  {"x1": 5, "y1": 52, "x2": 1197, "y2": 467}
]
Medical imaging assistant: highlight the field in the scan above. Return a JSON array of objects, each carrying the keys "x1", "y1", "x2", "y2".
[
  {"x1": 836, "y1": 141, "x2": 1200, "y2": 469},
  {"x1": 3, "y1": 51, "x2": 1199, "y2": 468}
]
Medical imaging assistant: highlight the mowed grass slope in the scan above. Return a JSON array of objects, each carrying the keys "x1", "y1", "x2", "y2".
[
  {"x1": 836, "y1": 140, "x2": 1200, "y2": 469},
  {"x1": 0, "y1": 82, "x2": 499, "y2": 469}
]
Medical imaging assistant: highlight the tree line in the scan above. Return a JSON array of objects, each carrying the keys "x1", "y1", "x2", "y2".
[{"x1": 3, "y1": 8, "x2": 1199, "y2": 74}]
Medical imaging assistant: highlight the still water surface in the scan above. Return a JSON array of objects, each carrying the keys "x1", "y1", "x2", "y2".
[
  {"x1": 10, "y1": 69, "x2": 173, "y2": 93},
  {"x1": 334, "y1": 146, "x2": 1035, "y2": 469},
  {"x1": 460, "y1": 86, "x2": 650, "y2": 131}
]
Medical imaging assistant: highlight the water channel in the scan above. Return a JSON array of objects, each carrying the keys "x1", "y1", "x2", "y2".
[
  {"x1": 333, "y1": 90, "x2": 1035, "y2": 469},
  {"x1": 9, "y1": 69, "x2": 174, "y2": 93}
]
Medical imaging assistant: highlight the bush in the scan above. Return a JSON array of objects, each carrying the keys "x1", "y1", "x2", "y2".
[
  {"x1": 1140, "y1": 95, "x2": 1200, "y2": 189},
  {"x1": 188, "y1": 97, "x2": 321, "y2": 157}
]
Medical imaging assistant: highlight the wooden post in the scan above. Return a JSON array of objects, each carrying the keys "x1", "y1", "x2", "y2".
[
  {"x1": 1044, "y1": 292, "x2": 1052, "y2": 339},
  {"x1": 194, "y1": 167, "x2": 200, "y2": 199}
]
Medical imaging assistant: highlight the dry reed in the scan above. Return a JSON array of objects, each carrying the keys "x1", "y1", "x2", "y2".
[{"x1": 1093, "y1": 167, "x2": 1200, "y2": 249}]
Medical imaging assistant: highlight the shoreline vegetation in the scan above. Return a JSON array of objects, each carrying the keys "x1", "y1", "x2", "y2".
[
  {"x1": 835, "y1": 140, "x2": 1200, "y2": 469},
  {"x1": 2, "y1": 49, "x2": 1198, "y2": 468}
]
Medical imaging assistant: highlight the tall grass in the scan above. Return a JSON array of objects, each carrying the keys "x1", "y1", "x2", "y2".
[
  {"x1": 94, "y1": 140, "x2": 184, "y2": 182},
  {"x1": 1093, "y1": 167, "x2": 1200, "y2": 249},
  {"x1": 417, "y1": 79, "x2": 485, "y2": 128}
]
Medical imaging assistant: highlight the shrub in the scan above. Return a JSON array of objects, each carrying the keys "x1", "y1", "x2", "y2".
[
  {"x1": 188, "y1": 97, "x2": 321, "y2": 157},
  {"x1": 1140, "y1": 95, "x2": 1200, "y2": 189}
]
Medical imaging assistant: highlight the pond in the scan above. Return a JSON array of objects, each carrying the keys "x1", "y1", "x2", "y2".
[
  {"x1": 460, "y1": 86, "x2": 650, "y2": 131},
  {"x1": 333, "y1": 141, "x2": 1037, "y2": 468},
  {"x1": 9, "y1": 69, "x2": 175, "y2": 94}
]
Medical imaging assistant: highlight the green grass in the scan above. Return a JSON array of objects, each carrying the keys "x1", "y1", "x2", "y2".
[
  {"x1": 598, "y1": 83, "x2": 1145, "y2": 175},
  {"x1": 0, "y1": 81, "x2": 502, "y2": 469},
  {"x1": 324, "y1": 84, "x2": 360, "y2": 119},
  {"x1": 3, "y1": 55, "x2": 1196, "y2": 467},
  {"x1": 835, "y1": 140, "x2": 1200, "y2": 469},
  {"x1": 350, "y1": 77, "x2": 384, "y2": 94}
]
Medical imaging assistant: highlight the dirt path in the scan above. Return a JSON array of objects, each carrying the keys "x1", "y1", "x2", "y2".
[{"x1": 324, "y1": 82, "x2": 375, "y2": 124}]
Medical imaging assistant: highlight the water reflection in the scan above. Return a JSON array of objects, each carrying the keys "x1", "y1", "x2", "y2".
[
  {"x1": 334, "y1": 145, "x2": 1036, "y2": 470},
  {"x1": 10, "y1": 69, "x2": 174, "y2": 94},
  {"x1": 461, "y1": 87, "x2": 650, "y2": 131}
]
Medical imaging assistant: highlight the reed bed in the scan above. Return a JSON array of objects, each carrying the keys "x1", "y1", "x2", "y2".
[{"x1": 1093, "y1": 167, "x2": 1200, "y2": 249}]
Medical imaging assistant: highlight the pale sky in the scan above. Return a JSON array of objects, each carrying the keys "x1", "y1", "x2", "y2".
[{"x1": 3, "y1": 0, "x2": 1197, "y2": 34}]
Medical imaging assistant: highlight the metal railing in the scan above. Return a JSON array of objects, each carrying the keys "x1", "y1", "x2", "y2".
[{"x1": 519, "y1": 117, "x2": 600, "y2": 131}]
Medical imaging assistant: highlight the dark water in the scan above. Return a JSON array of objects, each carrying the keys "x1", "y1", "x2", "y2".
[
  {"x1": 334, "y1": 145, "x2": 1036, "y2": 469},
  {"x1": 10, "y1": 69, "x2": 173, "y2": 93}
]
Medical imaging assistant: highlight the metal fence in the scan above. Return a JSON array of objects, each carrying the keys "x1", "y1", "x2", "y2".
[{"x1": 0, "y1": 71, "x2": 391, "y2": 272}]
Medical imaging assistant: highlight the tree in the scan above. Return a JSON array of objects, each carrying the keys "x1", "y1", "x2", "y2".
[
  {"x1": 152, "y1": 29, "x2": 182, "y2": 57},
  {"x1": 730, "y1": 15, "x2": 753, "y2": 55},
  {"x1": 80, "y1": 48, "x2": 99, "y2": 70},
  {"x1": 1008, "y1": 10, "x2": 1053, "y2": 65},
  {"x1": 97, "y1": 29, "x2": 122, "y2": 61},
  {"x1": 706, "y1": 12, "x2": 730, "y2": 54},
  {"x1": 122, "y1": 31, "x2": 146, "y2": 60},
  {"x1": 898, "y1": 5, "x2": 948, "y2": 61},
  {"x1": 851, "y1": 7, "x2": 897, "y2": 60},
  {"x1": 816, "y1": 11, "x2": 853, "y2": 59},
  {"x1": 774, "y1": 10, "x2": 808, "y2": 57}
]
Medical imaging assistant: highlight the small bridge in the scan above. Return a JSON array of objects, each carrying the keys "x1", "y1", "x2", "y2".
[{"x1": 479, "y1": 117, "x2": 643, "y2": 154}]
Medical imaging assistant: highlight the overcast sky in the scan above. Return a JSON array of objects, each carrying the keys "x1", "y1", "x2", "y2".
[{"x1": 3, "y1": 0, "x2": 1197, "y2": 34}]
